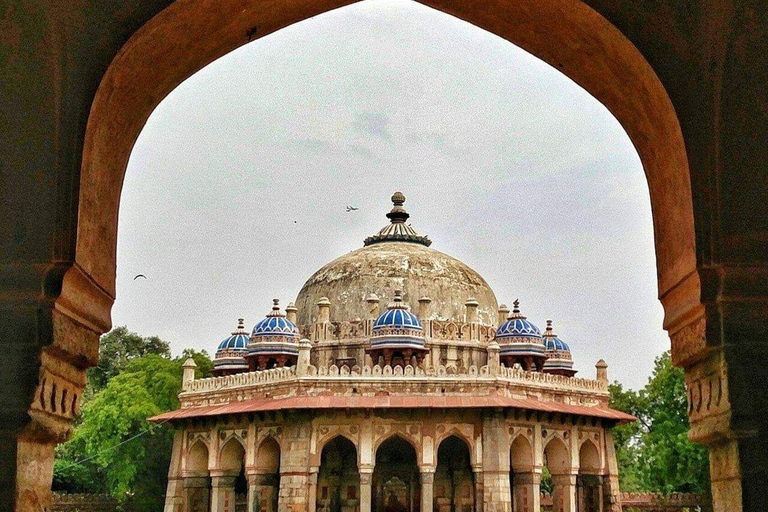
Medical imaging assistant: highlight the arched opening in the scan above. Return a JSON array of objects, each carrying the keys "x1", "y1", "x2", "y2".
[
  {"x1": 544, "y1": 437, "x2": 573, "y2": 512},
  {"x1": 218, "y1": 439, "x2": 248, "y2": 512},
  {"x1": 253, "y1": 437, "x2": 281, "y2": 512},
  {"x1": 576, "y1": 441, "x2": 601, "y2": 512},
  {"x1": 435, "y1": 435, "x2": 474, "y2": 512},
  {"x1": 509, "y1": 435, "x2": 535, "y2": 512},
  {"x1": 185, "y1": 441, "x2": 212, "y2": 512},
  {"x1": 317, "y1": 436, "x2": 360, "y2": 512},
  {"x1": 373, "y1": 436, "x2": 420, "y2": 512}
]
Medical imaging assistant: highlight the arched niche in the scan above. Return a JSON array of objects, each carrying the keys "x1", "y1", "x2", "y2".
[
  {"x1": 373, "y1": 435, "x2": 420, "y2": 512},
  {"x1": 435, "y1": 435, "x2": 474, "y2": 512},
  {"x1": 317, "y1": 436, "x2": 360, "y2": 512},
  {"x1": 186, "y1": 440, "x2": 210, "y2": 476}
]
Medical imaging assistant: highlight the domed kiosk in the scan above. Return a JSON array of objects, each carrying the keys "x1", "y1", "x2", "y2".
[{"x1": 154, "y1": 192, "x2": 635, "y2": 512}]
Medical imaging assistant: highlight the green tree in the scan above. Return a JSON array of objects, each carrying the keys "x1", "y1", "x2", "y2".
[
  {"x1": 610, "y1": 351, "x2": 710, "y2": 494},
  {"x1": 88, "y1": 326, "x2": 171, "y2": 390}
]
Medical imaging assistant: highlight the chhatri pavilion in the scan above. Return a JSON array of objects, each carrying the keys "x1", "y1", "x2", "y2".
[{"x1": 152, "y1": 192, "x2": 634, "y2": 512}]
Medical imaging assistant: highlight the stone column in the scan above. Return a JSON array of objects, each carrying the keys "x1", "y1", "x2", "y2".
[
  {"x1": 360, "y1": 468, "x2": 373, "y2": 512},
  {"x1": 248, "y1": 473, "x2": 273, "y2": 512},
  {"x1": 576, "y1": 475, "x2": 603, "y2": 512},
  {"x1": 601, "y1": 431, "x2": 621, "y2": 512},
  {"x1": 482, "y1": 411, "x2": 512, "y2": 512},
  {"x1": 473, "y1": 466, "x2": 484, "y2": 512},
  {"x1": 420, "y1": 468, "x2": 435, "y2": 512},
  {"x1": 184, "y1": 477, "x2": 212, "y2": 512},
  {"x1": 550, "y1": 474, "x2": 577, "y2": 512},
  {"x1": 511, "y1": 472, "x2": 540, "y2": 512},
  {"x1": 307, "y1": 469, "x2": 319, "y2": 512},
  {"x1": 210, "y1": 475, "x2": 237, "y2": 512}
]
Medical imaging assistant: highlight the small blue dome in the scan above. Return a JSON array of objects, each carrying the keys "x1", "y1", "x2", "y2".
[
  {"x1": 217, "y1": 319, "x2": 250, "y2": 351},
  {"x1": 373, "y1": 307, "x2": 423, "y2": 331},
  {"x1": 544, "y1": 336, "x2": 570, "y2": 352},
  {"x1": 542, "y1": 320, "x2": 571, "y2": 352},
  {"x1": 495, "y1": 301, "x2": 541, "y2": 340},
  {"x1": 252, "y1": 299, "x2": 299, "y2": 338}
]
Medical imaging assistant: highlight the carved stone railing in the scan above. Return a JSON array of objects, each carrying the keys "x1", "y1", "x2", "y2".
[
  {"x1": 540, "y1": 491, "x2": 705, "y2": 511},
  {"x1": 184, "y1": 362, "x2": 606, "y2": 394}
]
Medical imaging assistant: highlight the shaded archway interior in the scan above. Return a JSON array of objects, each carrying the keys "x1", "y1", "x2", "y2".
[{"x1": 72, "y1": 0, "x2": 699, "y2": 341}]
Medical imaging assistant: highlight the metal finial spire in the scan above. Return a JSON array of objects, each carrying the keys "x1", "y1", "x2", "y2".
[
  {"x1": 266, "y1": 299, "x2": 285, "y2": 317},
  {"x1": 363, "y1": 192, "x2": 431, "y2": 247}
]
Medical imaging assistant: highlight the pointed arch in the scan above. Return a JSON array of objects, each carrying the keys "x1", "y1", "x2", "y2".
[
  {"x1": 543, "y1": 436, "x2": 570, "y2": 475},
  {"x1": 435, "y1": 435, "x2": 475, "y2": 512},
  {"x1": 255, "y1": 436, "x2": 281, "y2": 474},
  {"x1": 578, "y1": 440, "x2": 601, "y2": 475},
  {"x1": 219, "y1": 437, "x2": 246, "y2": 474},
  {"x1": 510, "y1": 433, "x2": 534, "y2": 473},
  {"x1": 317, "y1": 435, "x2": 360, "y2": 512},
  {"x1": 186, "y1": 440, "x2": 210, "y2": 476}
]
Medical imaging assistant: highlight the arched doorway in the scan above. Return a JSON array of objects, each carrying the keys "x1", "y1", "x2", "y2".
[
  {"x1": 252, "y1": 437, "x2": 281, "y2": 512},
  {"x1": 373, "y1": 436, "x2": 420, "y2": 512},
  {"x1": 509, "y1": 435, "x2": 536, "y2": 512},
  {"x1": 434, "y1": 436, "x2": 474, "y2": 512},
  {"x1": 186, "y1": 441, "x2": 212, "y2": 512},
  {"x1": 544, "y1": 437, "x2": 573, "y2": 512},
  {"x1": 217, "y1": 439, "x2": 248, "y2": 512},
  {"x1": 317, "y1": 436, "x2": 360, "y2": 512},
  {"x1": 576, "y1": 441, "x2": 601, "y2": 512}
]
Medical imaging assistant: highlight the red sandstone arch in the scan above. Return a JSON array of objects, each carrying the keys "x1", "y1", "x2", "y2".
[
  {"x1": 578, "y1": 440, "x2": 601, "y2": 475},
  {"x1": 186, "y1": 440, "x2": 210, "y2": 476},
  {"x1": 70, "y1": 0, "x2": 699, "y2": 340},
  {"x1": 510, "y1": 434, "x2": 534, "y2": 473},
  {"x1": 543, "y1": 436, "x2": 571, "y2": 474}
]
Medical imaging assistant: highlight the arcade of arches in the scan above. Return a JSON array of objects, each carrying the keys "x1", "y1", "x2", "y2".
[
  {"x1": 162, "y1": 412, "x2": 623, "y2": 512},
  {"x1": 1, "y1": 1, "x2": 767, "y2": 512}
]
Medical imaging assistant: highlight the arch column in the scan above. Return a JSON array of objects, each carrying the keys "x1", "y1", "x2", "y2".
[
  {"x1": 185, "y1": 477, "x2": 212, "y2": 512},
  {"x1": 472, "y1": 465, "x2": 484, "y2": 512},
  {"x1": 550, "y1": 473, "x2": 577, "y2": 512},
  {"x1": 307, "y1": 468, "x2": 319, "y2": 512},
  {"x1": 481, "y1": 412, "x2": 512, "y2": 512},
  {"x1": 511, "y1": 471, "x2": 540, "y2": 512},
  {"x1": 359, "y1": 466, "x2": 373, "y2": 512},
  {"x1": 210, "y1": 474, "x2": 237, "y2": 512},
  {"x1": 419, "y1": 467, "x2": 435, "y2": 512}
]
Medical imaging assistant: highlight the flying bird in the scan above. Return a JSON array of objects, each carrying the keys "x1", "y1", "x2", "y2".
[
  {"x1": 346, "y1": 206, "x2": 359, "y2": 212},
  {"x1": 133, "y1": 274, "x2": 147, "y2": 280}
]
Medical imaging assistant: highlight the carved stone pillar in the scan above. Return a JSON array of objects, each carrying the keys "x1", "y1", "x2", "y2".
[
  {"x1": 473, "y1": 466, "x2": 484, "y2": 512},
  {"x1": 185, "y1": 477, "x2": 212, "y2": 512},
  {"x1": 420, "y1": 468, "x2": 435, "y2": 512},
  {"x1": 550, "y1": 474, "x2": 576, "y2": 512},
  {"x1": 359, "y1": 469, "x2": 373, "y2": 512},
  {"x1": 511, "y1": 471, "x2": 540, "y2": 512},
  {"x1": 482, "y1": 411, "x2": 511, "y2": 512},
  {"x1": 210, "y1": 475, "x2": 237, "y2": 512},
  {"x1": 307, "y1": 469, "x2": 319, "y2": 512},
  {"x1": 576, "y1": 475, "x2": 602, "y2": 512}
]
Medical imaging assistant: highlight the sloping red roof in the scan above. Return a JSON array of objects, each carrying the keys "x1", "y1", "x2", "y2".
[{"x1": 149, "y1": 395, "x2": 635, "y2": 423}]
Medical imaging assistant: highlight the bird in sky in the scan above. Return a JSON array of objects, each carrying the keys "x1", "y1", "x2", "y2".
[
  {"x1": 133, "y1": 274, "x2": 147, "y2": 280},
  {"x1": 346, "y1": 206, "x2": 359, "y2": 212}
]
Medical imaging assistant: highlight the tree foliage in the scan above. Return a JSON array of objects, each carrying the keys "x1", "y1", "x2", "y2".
[
  {"x1": 610, "y1": 351, "x2": 709, "y2": 494},
  {"x1": 88, "y1": 326, "x2": 171, "y2": 391},
  {"x1": 55, "y1": 327, "x2": 213, "y2": 510}
]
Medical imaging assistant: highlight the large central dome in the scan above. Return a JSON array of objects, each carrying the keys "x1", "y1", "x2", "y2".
[{"x1": 295, "y1": 192, "x2": 498, "y2": 327}]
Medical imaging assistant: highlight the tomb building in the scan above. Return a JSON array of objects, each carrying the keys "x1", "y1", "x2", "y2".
[{"x1": 153, "y1": 192, "x2": 634, "y2": 512}]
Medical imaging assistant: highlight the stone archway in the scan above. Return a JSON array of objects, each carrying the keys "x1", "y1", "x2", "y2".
[
  {"x1": 317, "y1": 436, "x2": 360, "y2": 512},
  {"x1": 576, "y1": 441, "x2": 601, "y2": 512},
  {"x1": 544, "y1": 437, "x2": 573, "y2": 512},
  {"x1": 185, "y1": 441, "x2": 212, "y2": 512},
  {"x1": 252, "y1": 437, "x2": 281, "y2": 512},
  {"x1": 435, "y1": 435, "x2": 475, "y2": 512},
  {"x1": 509, "y1": 434, "x2": 536, "y2": 512},
  {"x1": 373, "y1": 436, "x2": 420, "y2": 512}
]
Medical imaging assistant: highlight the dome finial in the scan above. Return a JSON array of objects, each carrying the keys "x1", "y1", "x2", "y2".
[
  {"x1": 238, "y1": 318, "x2": 245, "y2": 329},
  {"x1": 266, "y1": 299, "x2": 285, "y2": 318},
  {"x1": 363, "y1": 192, "x2": 431, "y2": 247},
  {"x1": 513, "y1": 299, "x2": 520, "y2": 313}
]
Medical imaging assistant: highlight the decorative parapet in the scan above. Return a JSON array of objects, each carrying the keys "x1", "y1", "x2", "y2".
[
  {"x1": 540, "y1": 492, "x2": 705, "y2": 511},
  {"x1": 183, "y1": 361, "x2": 606, "y2": 395},
  {"x1": 301, "y1": 319, "x2": 497, "y2": 343}
]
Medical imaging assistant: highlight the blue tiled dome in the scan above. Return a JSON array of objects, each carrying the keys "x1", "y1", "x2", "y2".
[
  {"x1": 369, "y1": 291, "x2": 426, "y2": 351},
  {"x1": 252, "y1": 300, "x2": 300, "y2": 338},
  {"x1": 218, "y1": 332, "x2": 250, "y2": 351},
  {"x1": 495, "y1": 301, "x2": 541, "y2": 341},
  {"x1": 544, "y1": 336, "x2": 570, "y2": 352},
  {"x1": 217, "y1": 319, "x2": 250, "y2": 351},
  {"x1": 373, "y1": 307, "x2": 423, "y2": 331}
]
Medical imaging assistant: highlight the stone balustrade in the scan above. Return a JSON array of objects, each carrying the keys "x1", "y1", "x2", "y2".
[{"x1": 184, "y1": 361, "x2": 606, "y2": 394}]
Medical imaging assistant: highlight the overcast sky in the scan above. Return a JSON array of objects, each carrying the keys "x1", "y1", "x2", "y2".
[{"x1": 115, "y1": 0, "x2": 667, "y2": 390}]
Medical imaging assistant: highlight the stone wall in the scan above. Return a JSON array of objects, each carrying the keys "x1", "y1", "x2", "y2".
[
  {"x1": 539, "y1": 491, "x2": 706, "y2": 512},
  {"x1": 51, "y1": 494, "x2": 119, "y2": 512}
]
